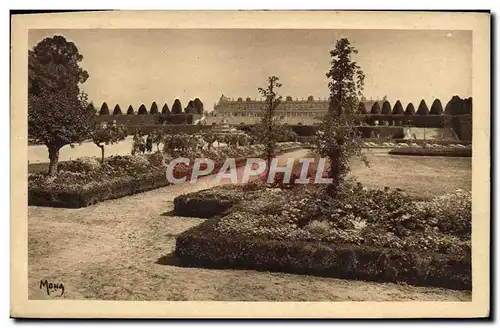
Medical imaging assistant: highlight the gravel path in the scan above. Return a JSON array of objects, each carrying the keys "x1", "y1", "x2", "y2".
[{"x1": 28, "y1": 149, "x2": 471, "y2": 301}]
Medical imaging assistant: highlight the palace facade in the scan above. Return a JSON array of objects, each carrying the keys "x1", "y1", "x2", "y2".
[{"x1": 213, "y1": 95, "x2": 384, "y2": 118}]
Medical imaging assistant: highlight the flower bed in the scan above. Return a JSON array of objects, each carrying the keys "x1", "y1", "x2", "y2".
[
  {"x1": 388, "y1": 147, "x2": 472, "y2": 157},
  {"x1": 174, "y1": 184, "x2": 471, "y2": 289},
  {"x1": 28, "y1": 142, "x2": 304, "y2": 208}
]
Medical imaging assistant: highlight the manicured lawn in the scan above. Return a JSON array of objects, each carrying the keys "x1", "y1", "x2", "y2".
[{"x1": 351, "y1": 149, "x2": 471, "y2": 199}]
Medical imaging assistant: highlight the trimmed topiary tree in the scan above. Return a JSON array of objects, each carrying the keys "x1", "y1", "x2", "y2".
[
  {"x1": 87, "y1": 102, "x2": 96, "y2": 113},
  {"x1": 370, "y1": 102, "x2": 380, "y2": 114},
  {"x1": 357, "y1": 102, "x2": 367, "y2": 114},
  {"x1": 405, "y1": 102, "x2": 416, "y2": 115},
  {"x1": 127, "y1": 105, "x2": 134, "y2": 115},
  {"x1": 416, "y1": 99, "x2": 429, "y2": 115},
  {"x1": 194, "y1": 98, "x2": 204, "y2": 115},
  {"x1": 150, "y1": 101, "x2": 159, "y2": 114},
  {"x1": 161, "y1": 103, "x2": 170, "y2": 114},
  {"x1": 172, "y1": 99, "x2": 183, "y2": 114},
  {"x1": 381, "y1": 100, "x2": 392, "y2": 125},
  {"x1": 112, "y1": 104, "x2": 122, "y2": 115},
  {"x1": 391, "y1": 100, "x2": 404, "y2": 126},
  {"x1": 392, "y1": 100, "x2": 404, "y2": 114},
  {"x1": 137, "y1": 104, "x2": 148, "y2": 115},
  {"x1": 430, "y1": 99, "x2": 444, "y2": 115},
  {"x1": 99, "y1": 102, "x2": 110, "y2": 115}
]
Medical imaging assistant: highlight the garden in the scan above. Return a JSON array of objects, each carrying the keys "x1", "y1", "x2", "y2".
[
  {"x1": 28, "y1": 129, "x2": 304, "y2": 208},
  {"x1": 174, "y1": 180, "x2": 471, "y2": 290}
]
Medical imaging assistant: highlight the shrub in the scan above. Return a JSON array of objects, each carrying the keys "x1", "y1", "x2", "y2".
[
  {"x1": 150, "y1": 102, "x2": 159, "y2": 114},
  {"x1": 430, "y1": 99, "x2": 443, "y2": 115},
  {"x1": 127, "y1": 105, "x2": 134, "y2": 115},
  {"x1": 137, "y1": 104, "x2": 148, "y2": 115},
  {"x1": 389, "y1": 147, "x2": 471, "y2": 157},
  {"x1": 405, "y1": 103, "x2": 415, "y2": 115},
  {"x1": 161, "y1": 103, "x2": 170, "y2": 114},
  {"x1": 99, "y1": 102, "x2": 110, "y2": 115},
  {"x1": 112, "y1": 104, "x2": 122, "y2": 115},
  {"x1": 171, "y1": 99, "x2": 183, "y2": 114},
  {"x1": 175, "y1": 217, "x2": 471, "y2": 290},
  {"x1": 416, "y1": 99, "x2": 430, "y2": 115}
]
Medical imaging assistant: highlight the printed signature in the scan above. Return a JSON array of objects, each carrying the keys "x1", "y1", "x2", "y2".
[{"x1": 39, "y1": 279, "x2": 65, "y2": 296}]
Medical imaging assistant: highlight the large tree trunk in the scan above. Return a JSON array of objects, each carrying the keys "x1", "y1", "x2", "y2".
[{"x1": 47, "y1": 145, "x2": 60, "y2": 176}]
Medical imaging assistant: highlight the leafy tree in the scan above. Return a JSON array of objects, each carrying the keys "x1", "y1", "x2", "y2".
[
  {"x1": 87, "y1": 102, "x2": 96, "y2": 113},
  {"x1": 416, "y1": 99, "x2": 429, "y2": 115},
  {"x1": 112, "y1": 104, "x2": 122, "y2": 115},
  {"x1": 194, "y1": 98, "x2": 204, "y2": 115},
  {"x1": 171, "y1": 99, "x2": 183, "y2": 114},
  {"x1": 381, "y1": 101, "x2": 392, "y2": 114},
  {"x1": 161, "y1": 103, "x2": 170, "y2": 114},
  {"x1": 28, "y1": 35, "x2": 95, "y2": 175},
  {"x1": 392, "y1": 100, "x2": 404, "y2": 114},
  {"x1": 405, "y1": 102, "x2": 416, "y2": 115},
  {"x1": 391, "y1": 100, "x2": 404, "y2": 126},
  {"x1": 99, "y1": 102, "x2": 110, "y2": 115},
  {"x1": 381, "y1": 100, "x2": 392, "y2": 126},
  {"x1": 314, "y1": 38, "x2": 367, "y2": 195},
  {"x1": 137, "y1": 104, "x2": 148, "y2": 115},
  {"x1": 90, "y1": 122, "x2": 127, "y2": 162},
  {"x1": 430, "y1": 99, "x2": 444, "y2": 115},
  {"x1": 126, "y1": 105, "x2": 134, "y2": 115},
  {"x1": 370, "y1": 101, "x2": 380, "y2": 114},
  {"x1": 257, "y1": 76, "x2": 283, "y2": 174},
  {"x1": 357, "y1": 102, "x2": 367, "y2": 114},
  {"x1": 150, "y1": 102, "x2": 159, "y2": 114}
]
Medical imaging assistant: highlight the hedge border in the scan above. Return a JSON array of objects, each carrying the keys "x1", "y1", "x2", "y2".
[
  {"x1": 28, "y1": 144, "x2": 306, "y2": 208},
  {"x1": 389, "y1": 147, "x2": 472, "y2": 157},
  {"x1": 175, "y1": 217, "x2": 471, "y2": 290}
]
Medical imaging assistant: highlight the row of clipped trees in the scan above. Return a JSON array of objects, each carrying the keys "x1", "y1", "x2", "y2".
[
  {"x1": 94, "y1": 98, "x2": 204, "y2": 116},
  {"x1": 359, "y1": 97, "x2": 473, "y2": 116}
]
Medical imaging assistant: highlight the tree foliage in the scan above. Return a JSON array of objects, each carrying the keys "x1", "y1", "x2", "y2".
[
  {"x1": 161, "y1": 103, "x2": 170, "y2": 114},
  {"x1": 314, "y1": 38, "x2": 367, "y2": 196},
  {"x1": 137, "y1": 104, "x2": 148, "y2": 115},
  {"x1": 357, "y1": 102, "x2": 367, "y2": 114},
  {"x1": 28, "y1": 35, "x2": 95, "y2": 175},
  {"x1": 430, "y1": 99, "x2": 444, "y2": 115},
  {"x1": 257, "y1": 76, "x2": 283, "y2": 169},
  {"x1": 90, "y1": 122, "x2": 127, "y2": 162},
  {"x1": 127, "y1": 105, "x2": 134, "y2": 115},
  {"x1": 392, "y1": 100, "x2": 404, "y2": 114},
  {"x1": 194, "y1": 98, "x2": 204, "y2": 115},
  {"x1": 112, "y1": 104, "x2": 122, "y2": 115},
  {"x1": 405, "y1": 102, "x2": 416, "y2": 115},
  {"x1": 150, "y1": 102, "x2": 159, "y2": 114},
  {"x1": 370, "y1": 102, "x2": 380, "y2": 114},
  {"x1": 172, "y1": 99, "x2": 183, "y2": 114},
  {"x1": 99, "y1": 102, "x2": 110, "y2": 115},
  {"x1": 381, "y1": 101, "x2": 392, "y2": 114},
  {"x1": 416, "y1": 99, "x2": 430, "y2": 115}
]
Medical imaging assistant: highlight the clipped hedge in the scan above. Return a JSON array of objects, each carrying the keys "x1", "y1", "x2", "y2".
[
  {"x1": 389, "y1": 147, "x2": 471, "y2": 157},
  {"x1": 29, "y1": 172, "x2": 168, "y2": 208},
  {"x1": 175, "y1": 217, "x2": 471, "y2": 290}
]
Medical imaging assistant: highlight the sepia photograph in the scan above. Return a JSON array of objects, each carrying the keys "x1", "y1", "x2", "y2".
[{"x1": 10, "y1": 10, "x2": 490, "y2": 318}]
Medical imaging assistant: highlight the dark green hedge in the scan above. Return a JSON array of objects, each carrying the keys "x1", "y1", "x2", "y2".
[
  {"x1": 175, "y1": 217, "x2": 471, "y2": 290},
  {"x1": 389, "y1": 147, "x2": 472, "y2": 157}
]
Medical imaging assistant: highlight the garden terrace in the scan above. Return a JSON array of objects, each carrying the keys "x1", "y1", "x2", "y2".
[{"x1": 175, "y1": 184, "x2": 471, "y2": 290}]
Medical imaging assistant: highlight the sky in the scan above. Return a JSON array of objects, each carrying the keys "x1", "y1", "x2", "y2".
[{"x1": 29, "y1": 29, "x2": 472, "y2": 111}]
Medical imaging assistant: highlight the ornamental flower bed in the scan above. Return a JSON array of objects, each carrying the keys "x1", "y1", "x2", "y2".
[
  {"x1": 388, "y1": 146, "x2": 472, "y2": 157},
  {"x1": 28, "y1": 142, "x2": 305, "y2": 208},
  {"x1": 175, "y1": 183, "x2": 471, "y2": 290}
]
